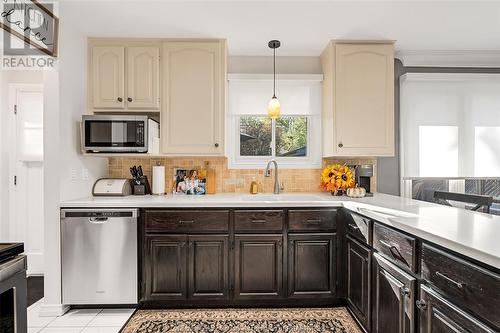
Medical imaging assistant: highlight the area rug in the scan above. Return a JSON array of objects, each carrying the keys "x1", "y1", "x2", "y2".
[{"x1": 120, "y1": 307, "x2": 362, "y2": 333}]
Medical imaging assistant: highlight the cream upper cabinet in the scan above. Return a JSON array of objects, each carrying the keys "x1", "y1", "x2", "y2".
[
  {"x1": 321, "y1": 41, "x2": 395, "y2": 157},
  {"x1": 161, "y1": 41, "x2": 226, "y2": 155},
  {"x1": 91, "y1": 46, "x2": 125, "y2": 109},
  {"x1": 89, "y1": 41, "x2": 160, "y2": 112},
  {"x1": 127, "y1": 46, "x2": 160, "y2": 110}
]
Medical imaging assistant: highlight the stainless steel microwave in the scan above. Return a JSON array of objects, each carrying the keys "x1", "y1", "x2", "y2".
[{"x1": 82, "y1": 115, "x2": 159, "y2": 153}]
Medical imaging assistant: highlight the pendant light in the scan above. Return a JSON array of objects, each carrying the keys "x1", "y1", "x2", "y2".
[{"x1": 267, "y1": 40, "x2": 281, "y2": 119}]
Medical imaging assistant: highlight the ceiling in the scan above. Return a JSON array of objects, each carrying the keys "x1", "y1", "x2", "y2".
[{"x1": 61, "y1": 0, "x2": 500, "y2": 56}]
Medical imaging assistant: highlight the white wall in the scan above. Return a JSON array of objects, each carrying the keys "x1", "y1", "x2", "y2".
[
  {"x1": 41, "y1": 2, "x2": 108, "y2": 313},
  {"x1": 0, "y1": 71, "x2": 44, "y2": 241}
]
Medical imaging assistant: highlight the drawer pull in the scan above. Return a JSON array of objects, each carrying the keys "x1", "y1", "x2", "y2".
[
  {"x1": 416, "y1": 300, "x2": 427, "y2": 311},
  {"x1": 306, "y1": 219, "x2": 322, "y2": 223},
  {"x1": 379, "y1": 240, "x2": 410, "y2": 268},
  {"x1": 251, "y1": 219, "x2": 267, "y2": 223},
  {"x1": 348, "y1": 224, "x2": 360, "y2": 230},
  {"x1": 436, "y1": 271, "x2": 465, "y2": 289},
  {"x1": 178, "y1": 220, "x2": 195, "y2": 224}
]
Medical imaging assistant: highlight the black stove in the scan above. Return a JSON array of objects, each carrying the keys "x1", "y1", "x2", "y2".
[{"x1": 0, "y1": 243, "x2": 24, "y2": 263}]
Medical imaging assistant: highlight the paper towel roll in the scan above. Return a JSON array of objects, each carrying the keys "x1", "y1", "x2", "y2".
[{"x1": 152, "y1": 165, "x2": 165, "y2": 195}]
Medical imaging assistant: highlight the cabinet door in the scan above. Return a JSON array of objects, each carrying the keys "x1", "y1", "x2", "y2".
[
  {"x1": 188, "y1": 235, "x2": 229, "y2": 300},
  {"x1": 346, "y1": 235, "x2": 371, "y2": 330},
  {"x1": 143, "y1": 235, "x2": 187, "y2": 301},
  {"x1": 126, "y1": 46, "x2": 160, "y2": 110},
  {"x1": 418, "y1": 285, "x2": 496, "y2": 333},
  {"x1": 334, "y1": 43, "x2": 394, "y2": 156},
  {"x1": 288, "y1": 234, "x2": 336, "y2": 298},
  {"x1": 91, "y1": 46, "x2": 125, "y2": 109},
  {"x1": 234, "y1": 235, "x2": 283, "y2": 300},
  {"x1": 372, "y1": 253, "x2": 415, "y2": 333},
  {"x1": 161, "y1": 41, "x2": 225, "y2": 155}
]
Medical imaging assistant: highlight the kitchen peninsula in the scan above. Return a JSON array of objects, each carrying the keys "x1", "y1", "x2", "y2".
[{"x1": 60, "y1": 192, "x2": 500, "y2": 332}]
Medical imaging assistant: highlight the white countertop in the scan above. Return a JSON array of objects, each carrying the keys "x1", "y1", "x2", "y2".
[{"x1": 60, "y1": 192, "x2": 500, "y2": 269}]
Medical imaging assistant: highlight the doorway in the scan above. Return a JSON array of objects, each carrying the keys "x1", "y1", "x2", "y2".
[{"x1": 8, "y1": 84, "x2": 44, "y2": 276}]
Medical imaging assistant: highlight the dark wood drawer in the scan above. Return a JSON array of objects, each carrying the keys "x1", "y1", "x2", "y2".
[
  {"x1": 288, "y1": 209, "x2": 336, "y2": 232},
  {"x1": 234, "y1": 210, "x2": 284, "y2": 232},
  {"x1": 373, "y1": 222, "x2": 417, "y2": 272},
  {"x1": 421, "y1": 243, "x2": 500, "y2": 328},
  {"x1": 344, "y1": 210, "x2": 372, "y2": 245},
  {"x1": 145, "y1": 210, "x2": 229, "y2": 233}
]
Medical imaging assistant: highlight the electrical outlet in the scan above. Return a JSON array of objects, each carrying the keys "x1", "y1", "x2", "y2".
[
  {"x1": 70, "y1": 168, "x2": 77, "y2": 182},
  {"x1": 81, "y1": 168, "x2": 89, "y2": 181}
]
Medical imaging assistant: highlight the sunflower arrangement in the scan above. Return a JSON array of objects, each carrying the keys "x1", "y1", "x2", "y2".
[{"x1": 320, "y1": 164, "x2": 355, "y2": 194}]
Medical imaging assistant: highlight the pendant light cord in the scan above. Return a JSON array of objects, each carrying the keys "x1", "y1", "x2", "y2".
[{"x1": 273, "y1": 48, "x2": 276, "y2": 98}]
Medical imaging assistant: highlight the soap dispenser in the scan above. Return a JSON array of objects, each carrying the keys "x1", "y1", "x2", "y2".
[{"x1": 250, "y1": 177, "x2": 258, "y2": 194}]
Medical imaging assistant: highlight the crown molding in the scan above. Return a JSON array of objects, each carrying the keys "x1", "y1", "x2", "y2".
[{"x1": 396, "y1": 50, "x2": 500, "y2": 68}]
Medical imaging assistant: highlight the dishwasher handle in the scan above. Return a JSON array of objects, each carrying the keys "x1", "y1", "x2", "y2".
[
  {"x1": 89, "y1": 217, "x2": 109, "y2": 224},
  {"x1": 61, "y1": 209, "x2": 138, "y2": 219}
]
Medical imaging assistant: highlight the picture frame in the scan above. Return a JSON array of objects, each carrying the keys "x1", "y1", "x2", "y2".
[
  {"x1": 0, "y1": 0, "x2": 59, "y2": 57},
  {"x1": 173, "y1": 168, "x2": 206, "y2": 195}
]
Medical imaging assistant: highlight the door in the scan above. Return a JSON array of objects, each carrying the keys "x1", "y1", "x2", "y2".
[
  {"x1": 234, "y1": 235, "x2": 283, "y2": 300},
  {"x1": 143, "y1": 235, "x2": 187, "y2": 301},
  {"x1": 417, "y1": 285, "x2": 496, "y2": 333},
  {"x1": 334, "y1": 43, "x2": 394, "y2": 156},
  {"x1": 161, "y1": 41, "x2": 225, "y2": 155},
  {"x1": 91, "y1": 46, "x2": 125, "y2": 109},
  {"x1": 188, "y1": 235, "x2": 229, "y2": 300},
  {"x1": 288, "y1": 233, "x2": 336, "y2": 298},
  {"x1": 372, "y1": 253, "x2": 416, "y2": 333},
  {"x1": 127, "y1": 46, "x2": 160, "y2": 110},
  {"x1": 8, "y1": 85, "x2": 44, "y2": 275},
  {"x1": 346, "y1": 235, "x2": 371, "y2": 330}
]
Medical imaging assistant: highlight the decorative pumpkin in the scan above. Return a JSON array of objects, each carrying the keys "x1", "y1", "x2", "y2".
[
  {"x1": 320, "y1": 164, "x2": 355, "y2": 195},
  {"x1": 346, "y1": 185, "x2": 366, "y2": 198}
]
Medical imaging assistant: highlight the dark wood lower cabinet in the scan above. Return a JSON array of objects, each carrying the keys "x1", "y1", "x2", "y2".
[
  {"x1": 418, "y1": 284, "x2": 496, "y2": 333},
  {"x1": 346, "y1": 235, "x2": 371, "y2": 330},
  {"x1": 144, "y1": 235, "x2": 187, "y2": 301},
  {"x1": 288, "y1": 233, "x2": 336, "y2": 298},
  {"x1": 372, "y1": 253, "x2": 416, "y2": 333},
  {"x1": 143, "y1": 234, "x2": 229, "y2": 302},
  {"x1": 234, "y1": 234, "x2": 283, "y2": 300},
  {"x1": 188, "y1": 235, "x2": 229, "y2": 300}
]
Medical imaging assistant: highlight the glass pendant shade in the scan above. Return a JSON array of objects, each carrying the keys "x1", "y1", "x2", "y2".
[{"x1": 268, "y1": 95, "x2": 281, "y2": 119}]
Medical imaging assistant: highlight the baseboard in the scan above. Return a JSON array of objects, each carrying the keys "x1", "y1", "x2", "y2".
[{"x1": 39, "y1": 303, "x2": 70, "y2": 317}]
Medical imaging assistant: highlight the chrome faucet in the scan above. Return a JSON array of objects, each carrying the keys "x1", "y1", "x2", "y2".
[{"x1": 265, "y1": 160, "x2": 280, "y2": 194}]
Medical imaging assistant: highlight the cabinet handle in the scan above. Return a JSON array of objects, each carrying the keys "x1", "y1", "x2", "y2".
[
  {"x1": 127, "y1": 97, "x2": 133, "y2": 102},
  {"x1": 117, "y1": 97, "x2": 123, "y2": 102},
  {"x1": 378, "y1": 240, "x2": 410, "y2": 267},
  {"x1": 416, "y1": 300, "x2": 427, "y2": 311},
  {"x1": 338, "y1": 142, "x2": 343, "y2": 148},
  {"x1": 251, "y1": 219, "x2": 267, "y2": 223},
  {"x1": 436, "y1": 271, "x2": 465, "y2": 289},
  {"x1": 306, "y1": 219, "x2": 321, "y2": 224},
  {"x1": 178, "y1": 220, "x2": 195, "y2": 224},
  {"x1": 400, "y1": 287, "x2": 411, "y2": 297},
  {"x1": 215, "y1": 143, "x2": 219, "y2": 148}
]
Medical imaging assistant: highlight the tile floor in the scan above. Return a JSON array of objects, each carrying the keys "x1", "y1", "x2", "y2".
[{"x1": 28, "y1": 298, "x2": 135, "y2": 333}]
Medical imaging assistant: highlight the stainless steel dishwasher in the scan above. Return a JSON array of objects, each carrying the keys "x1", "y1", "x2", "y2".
[{"x1": 61, "y1": 209, "x2": 138, "y2": 305}]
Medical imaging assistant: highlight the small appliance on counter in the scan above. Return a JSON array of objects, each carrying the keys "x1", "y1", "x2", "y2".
[
  {"x1": 82, "y1": 115, "x2": 160, "y2": 154},
  {"x1": 354, "y1": 164, "x2": 374, "y2": 196},
  {"x1": 92, "y1": 178, "x2": 132, "y2": 196}
]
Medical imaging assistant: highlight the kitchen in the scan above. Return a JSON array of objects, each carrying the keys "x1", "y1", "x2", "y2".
[{"x1": 1, "y1": 1, "x2": 500, "y2": 333}]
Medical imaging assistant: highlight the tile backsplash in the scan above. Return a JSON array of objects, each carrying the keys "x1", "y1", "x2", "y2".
[{"x1": 108, "y1": 157, "x2": 377, "y2": 194}]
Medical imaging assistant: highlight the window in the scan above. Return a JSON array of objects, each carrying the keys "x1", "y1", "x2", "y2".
[{"x1": 227, "y1": 74, "x2": 322, "y2": 169}]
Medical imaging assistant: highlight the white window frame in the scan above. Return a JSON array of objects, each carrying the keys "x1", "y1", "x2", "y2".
[{"x1": 227, "y1": 74, "x2": 322, "y2": 169}]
